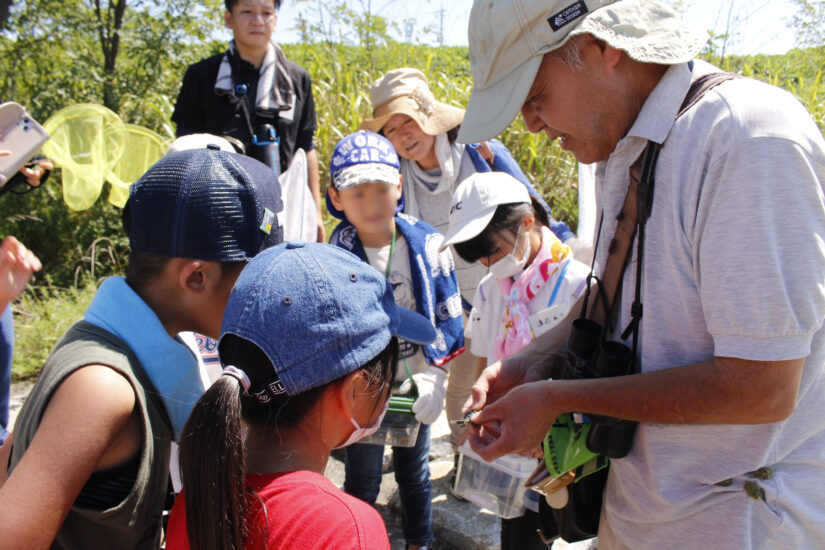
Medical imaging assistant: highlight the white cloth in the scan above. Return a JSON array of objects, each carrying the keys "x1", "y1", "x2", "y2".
[
  {"x1": 576, "y1": 161, "x2": 597, "y2": 247},
  {"x1": 279, "y1": 148, "x2": 316, "y2": 242},
  {"x1": 401, "y1": 133, "x2": 464, "y2": 217},
  {"x1": 214, "y1": 40, "x2": 294, "y2": 117},
  {"x1": 595, "y1": 60, "x2": 825, "y2": 549},
  {"x1": 363, "y1": 236, "x2": 429, "y2": 380},
  {"x1": 400, "y1": 143, "x2": 488, "y2": 303},
  {"x1": 467, "y1": 253, "x2": 589, "y2": 366}
]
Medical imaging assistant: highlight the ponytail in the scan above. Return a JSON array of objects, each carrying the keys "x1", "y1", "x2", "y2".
[
  {"x1": 179, "y1": 376, "x2": 249, "y2": 550},
  {"x1": 177, "y1": 335, "x2": 400, "y2": 549}
]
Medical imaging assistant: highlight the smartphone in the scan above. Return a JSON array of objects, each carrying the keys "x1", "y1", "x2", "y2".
[{"x1": 0, "y1": 102, "x2": 50, "y2": 186}]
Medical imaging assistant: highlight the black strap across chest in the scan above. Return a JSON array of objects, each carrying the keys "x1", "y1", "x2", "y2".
[{"x1": 583, "y1": 71, "x2": 743, "y2": 357}]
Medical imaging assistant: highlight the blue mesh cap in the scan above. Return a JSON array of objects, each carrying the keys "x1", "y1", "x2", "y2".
[
  {"x1": 219, "y1": 241, "x2": 436, "y2": 396},
  {"x1": 126, "y1": 148, "x2": 284, "y2": 261}
]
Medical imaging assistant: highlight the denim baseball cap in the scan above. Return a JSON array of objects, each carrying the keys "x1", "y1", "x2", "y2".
[
  {"x1": 125, "y1": 148, "x2": 284, "y2": 261},
  {"x1": 219, "y1": 241, "x2": 436, "y2": 396}
]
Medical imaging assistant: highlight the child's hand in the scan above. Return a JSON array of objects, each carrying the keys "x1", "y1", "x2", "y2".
[
  {"x1": 401, "y1": 365, "x2": 448, "y2": 425},
  {"x1": 0, "y1": 236, "x2": 41, "y2": 306}
]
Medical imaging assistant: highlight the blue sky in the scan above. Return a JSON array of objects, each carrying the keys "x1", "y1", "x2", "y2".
[{"x1": 265, "y1": 0, "x2": 799, "y2": 55}]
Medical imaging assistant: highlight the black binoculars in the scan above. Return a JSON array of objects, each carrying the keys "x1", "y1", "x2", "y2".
[{"x1": 564, "y1": 318, "x2": 638, "y2": 458}]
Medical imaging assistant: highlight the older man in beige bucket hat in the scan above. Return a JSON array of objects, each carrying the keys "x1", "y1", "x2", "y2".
[{"x1": 459, "y1": 1, "x2": 825, "y2": 549}]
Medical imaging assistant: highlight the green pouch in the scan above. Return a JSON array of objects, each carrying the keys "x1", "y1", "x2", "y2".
[
  {"x1": 388, "y1": 358, "x2": 418, "y2": 416},
  {"x1": 543, "y1": 413, "x2": 608, "y2": 480}
]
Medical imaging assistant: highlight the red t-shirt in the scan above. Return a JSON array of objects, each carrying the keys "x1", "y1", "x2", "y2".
[{"x1": 165, "y1": 470, "x2": 390, "y2": 550}]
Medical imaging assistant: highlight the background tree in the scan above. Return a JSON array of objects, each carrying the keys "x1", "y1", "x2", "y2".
[
  {"x1": 792, "y1": 0, "x2": 825, "y2": 47},
  {"x1": 0, "y1": 0, "x2": 225, "y2": 288}
]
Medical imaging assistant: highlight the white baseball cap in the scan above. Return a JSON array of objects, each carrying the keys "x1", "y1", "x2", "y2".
[
  {"x1": 166, "y1": 133, "x2": 238, "y2": 155},
  {"x1": 439, "y1": 172, "x2": 530, "y2": 251},
  {"x1": 457, "y1": 0, "x2": 709, "y2": 144}
]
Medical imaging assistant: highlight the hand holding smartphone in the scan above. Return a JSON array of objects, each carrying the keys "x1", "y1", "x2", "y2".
[{"x1": 0, "y1": 102, "x2": 50, "y2": 186}]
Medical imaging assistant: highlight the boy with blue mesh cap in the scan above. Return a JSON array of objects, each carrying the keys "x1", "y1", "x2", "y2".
[
  {"x1": 327, "y1": 131, "x2": 464, "y2": 549},
  {"x1": 0, "y1": 149, "x2": 283, "y2": 549}
]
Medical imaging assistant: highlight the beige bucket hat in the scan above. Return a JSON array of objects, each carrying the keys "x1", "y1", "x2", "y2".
[
  {"x1": 458, "y1": 0, "x2": 709, "y2": 143},
  {"x1": 359, "y1": 68, "x2": 466, "y2": 136}
]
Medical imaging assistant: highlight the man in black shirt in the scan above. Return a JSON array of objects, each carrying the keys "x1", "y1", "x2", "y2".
[{"x1": 172, "y1": 0, "x2": 324, "y2": 241}]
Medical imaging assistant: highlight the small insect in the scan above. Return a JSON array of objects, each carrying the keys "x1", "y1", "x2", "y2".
[{"x1": 450, "y1": 409, "x2": 481, "y2": 427}]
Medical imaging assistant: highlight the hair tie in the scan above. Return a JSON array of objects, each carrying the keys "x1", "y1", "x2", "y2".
[{"x1": 221, "y1": 365, "x2": 251, "y2": 394}]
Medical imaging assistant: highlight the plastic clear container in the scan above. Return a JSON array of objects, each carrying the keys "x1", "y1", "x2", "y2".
[
  {"x1": 453, "y1": 441, "x2": 538, "y2": 519},
  {"x1": 358, "y1": 411, "x2": 421, "y2": 447}
]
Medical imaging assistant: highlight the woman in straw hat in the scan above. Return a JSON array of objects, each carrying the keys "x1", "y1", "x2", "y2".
[{"x1": 358, "y1": 66, "x2": 576, "y2": 455}]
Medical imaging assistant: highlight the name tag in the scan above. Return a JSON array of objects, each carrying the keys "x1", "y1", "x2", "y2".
[{"x1": 529, "y1": 305, "x2": 566, "y2": 338}]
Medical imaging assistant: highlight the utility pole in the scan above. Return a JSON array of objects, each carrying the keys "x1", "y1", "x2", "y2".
[
  {"x1": 404, "y1": 18, "x2": 415, "y2": 42},
  {"x1": 438, "y1": 4, "x2": 445, "y2": 45}
]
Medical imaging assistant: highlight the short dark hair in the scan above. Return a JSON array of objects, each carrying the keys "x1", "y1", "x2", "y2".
[
  {"x1": 225, "y1": 0, "x2": 281, "y2": 11},
  {"x1": 125, "y1": 250, "x2": 245, "y2": 292}
]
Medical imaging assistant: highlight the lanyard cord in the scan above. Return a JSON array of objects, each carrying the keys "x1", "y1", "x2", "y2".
[
  {"x1": 360, "y1": 227, "x2": 397, "y2": 279},
  {"x1": 579, "y1": 211, "x2": 604, "y2": 319},
  {"x1": 546, "y1": 260, "x2": 571, "y2": 309},
  {"x1": 384, "y1": 228, "x2": 397, "y2": 279},
  {"x1": 360, "y1": 227, "x2": 416, "y2": 391}
]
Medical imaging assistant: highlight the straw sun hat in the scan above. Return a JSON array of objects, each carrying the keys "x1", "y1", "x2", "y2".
[{"x1": 359, "y1": 68, "x2": 466, "y2": 136}]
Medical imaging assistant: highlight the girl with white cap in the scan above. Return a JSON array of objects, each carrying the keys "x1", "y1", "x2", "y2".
[
  {"x1": 359, "y1": 67, "x2": 577, "y2": 449},
  {"x1": 441, "y1": 171, "x2": 591, "y2": 549}
]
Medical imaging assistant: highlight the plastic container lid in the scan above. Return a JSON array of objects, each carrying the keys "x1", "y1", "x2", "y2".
[
  {"x1": 457, "y1": 441, "x2": 538, "y2": 477},
  {"x1": 454, "y1": 441, "x2": 537, "y2": 519}
]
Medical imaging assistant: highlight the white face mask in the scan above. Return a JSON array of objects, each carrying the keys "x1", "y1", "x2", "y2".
[
  {"x1": 335, "y1": 396, "x2": 390, "y2": 449},
  {"x1": 489, "y1": 226, "x2": 530, "y2": 279}
]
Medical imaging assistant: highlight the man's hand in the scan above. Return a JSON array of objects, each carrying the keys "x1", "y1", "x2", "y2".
[
  {"x1": 463, "y1": 348, "x2": 558, "y2": 415},
  {"x1": 0, "y1": 144, "x2": 53, "y2": 187},
  {"x1": 466, "y1": 355, "x2": 806, "y2": 461},
  {"x1": 19, "y1": 159, "x2": 53, "y2": 187},
  {"x1": 466, "y1": 379, "x2": 558, "y2": 461}
]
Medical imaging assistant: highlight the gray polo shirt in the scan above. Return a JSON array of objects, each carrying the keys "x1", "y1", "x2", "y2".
[{"x1": 595, "y1": 60, "x2": 825, "y2": 549}]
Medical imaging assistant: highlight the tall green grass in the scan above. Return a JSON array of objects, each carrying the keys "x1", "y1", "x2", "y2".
[
  {"x1": 285, "y1": 43, "x2": 582, "y2": 231},
  {"x1": 12, "y1": 283, "x2": 97, "y2": 380},
  {"x1": 9, "y1": 42, "x2": 824, "y2": 381},
  {"x1": 10, "y1": 237, "x2": 126, "y2": 381}
]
